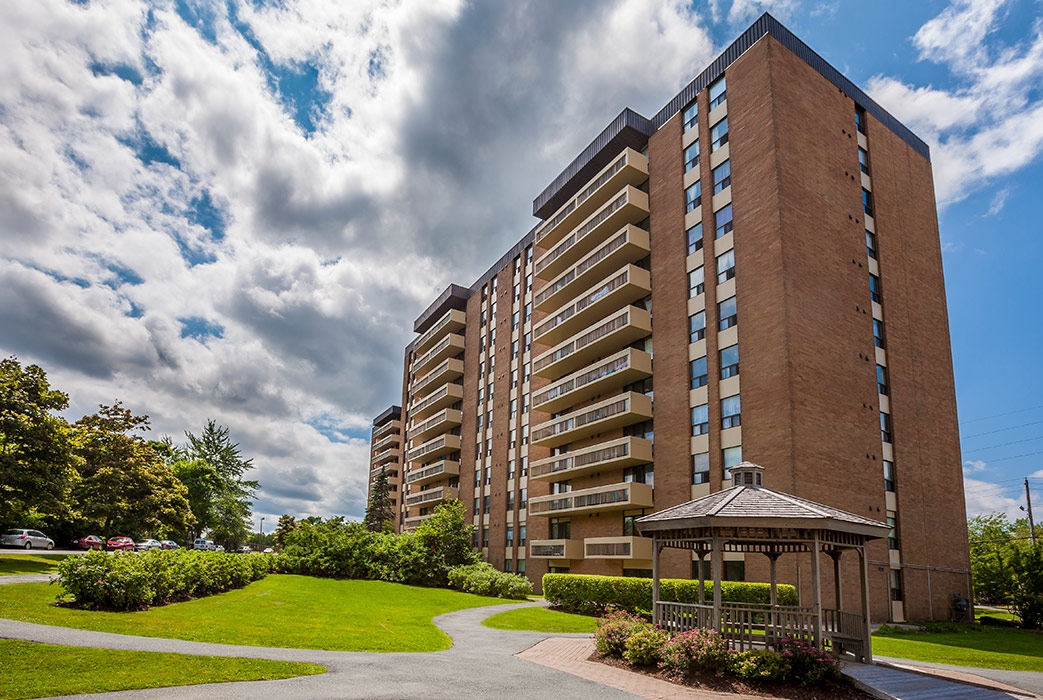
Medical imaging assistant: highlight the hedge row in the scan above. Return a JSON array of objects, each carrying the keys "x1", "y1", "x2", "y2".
[
  {"x1": 447, "y1": 562, "x2": 533, "y2": 599},
  {"x1": 543, "y1": 574, "x2": 798, "y2": 615},
  {"x1": 56, "y1": 549, "x2": 273, "y2": 611}
]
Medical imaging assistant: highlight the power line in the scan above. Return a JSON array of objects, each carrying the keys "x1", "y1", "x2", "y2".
[
  {"x1": 962, "y1": 419, "x2": 1043, "y2": 441},
  {"x1": 979, "y1": 450, "x2": 1043, "y2": 464},
  {"x1": 960, "y1": 403, "x2": 1043, "y2": 426},
  {"x1": 963, "y1": 433, "x2": 1043, "y2": 455}
]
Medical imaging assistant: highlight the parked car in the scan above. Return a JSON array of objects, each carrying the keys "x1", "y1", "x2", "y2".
[
  {"x1": 134, "y1": 539, "x2": 162, "y2": 551},
  {"x1": 192, "y1": 538, "x2": 215, "y2": 551},
  {"x1": 2, "y1": 529, "x2": 54, "y2": 550},
  {"x1": 263, "y1": 547, "x2": 274, "y2": 554},
  {"x1": 159, "y1": 540, "x2": 180, "y2": 550},
  {"x1": 238, "y1": 545, "x2": 252, "y2": 554},
  {"x1": 106, "y1": 536, "x2": 135, "y2": 551},
  {"x1": 215, "y1": 545, "x2": 225, "y2": 552},
  {"x1": 70, "y1": 535, "x2": 103, "y2": 550}
]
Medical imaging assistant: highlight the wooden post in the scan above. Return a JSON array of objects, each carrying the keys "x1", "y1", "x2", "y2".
[
  {"x1": 811, "y1": 533, "x2": 822, "y2": 649},
  {"x1": 859, "y1": 544, "x2": 872, "y2": 663},
  {"x1": 712, "y1": 534, "x2": 723, "y2": 631},
  {"x1": 831, "y1": 550, "x2": 843, "y2": 613},
  {"x1": 697, "y1": 550, "x2": 706, "y2": 605},
  {"x1": 652, "y1": 536, "x2": 661, "y2": 626},
  {"x1": 768, "y1": 550, "x2": 779, "y2": 645}
]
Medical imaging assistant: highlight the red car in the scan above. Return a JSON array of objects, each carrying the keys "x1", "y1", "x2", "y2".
[
  {"x1": 70, "y1": 535, "x2": 103, "y2": 550},
  {"x1": 106, "y1": 536, "x2": 135, "y2": 551}
]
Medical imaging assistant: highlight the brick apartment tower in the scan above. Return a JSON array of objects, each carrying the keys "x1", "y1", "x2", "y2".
[
  {"x1": 368, "y1": 406, "x2": 403, "y2": 518},
  {"x1": 369, "y1": 15, "x2": 969, "y2": 622}
]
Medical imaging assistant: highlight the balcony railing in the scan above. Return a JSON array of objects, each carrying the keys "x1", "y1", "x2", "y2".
[
  {"x1": 528, "y1": 538, "x2": 585, "y2": 560},
  {"x1": 532, "y1": 347, "x2": 652, "y2": 414},
  {"x1": 413, "y1": 308, "x2": 466, "y2": 355},
  {"x1": 406, "y1": 433, "x2": 462, "y2": 463},
  {"x1": 532, "y1": 265, "x2": 651, "y2": 347},
  {"x1": 406, "y1": 408, "x2": 462, "y2": 442},
  {"x1": 528, "y1": 481, "x2": 654, "y2": 516},
  {"x1": 530, "y1": 436, "x2": 653, "y2": 481},
  {"x1": 371, "y1": 447, "x2": 400, "y2": 466},
  {"x1": 403, "y1": 514, "x2": 434, "y2": 530},
  {"x1": 404, "y1": 486, "x2": 459, "y2": 507},
  {"x1": 413, "y1": 333, "x2": 465, "y2": 376},
  {"x1": 372, "y1": 419, "x2": 401, "y2": 441},
  {"x1": 405, "y1": 459, "x2": 461, "y2": 486},
  {"x1": 531, "y1": 391, "x2": 653, "y2": 449},
  {"x1": 532, "y1": 306, "x2": 652, "y2": 379},
  {"x1": 371, "y1": 432, "x2": 399, "y2": 452},
  {"x1": 410, "y1": 357, "x2": 464, "y2": 396},
  {"x1": 584, "y1": 536, "x2": 653, "y2": 560},
  {"x1": 535, "y1": 225, "x2": 650, "y2": 312},
  {"x1": 408, "y1": 382, "x2": 464, "y2": 421}
]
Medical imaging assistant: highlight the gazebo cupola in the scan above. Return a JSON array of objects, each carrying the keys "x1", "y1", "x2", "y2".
[{"x1": 730, "y1": 461, "x2": 763, "y2": 486}]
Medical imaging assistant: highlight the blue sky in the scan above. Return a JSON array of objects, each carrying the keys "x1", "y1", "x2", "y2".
[{"x1": 0, "y1": 0, "x2": 1040, "y2": 524}]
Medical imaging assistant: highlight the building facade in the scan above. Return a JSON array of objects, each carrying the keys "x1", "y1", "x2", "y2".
[
  {"x1": 368, "y1": 14, "x2": 969, "y2": 622},
  {"x1": 368, "y1": 405, "x2": 403, "y2": 517}
]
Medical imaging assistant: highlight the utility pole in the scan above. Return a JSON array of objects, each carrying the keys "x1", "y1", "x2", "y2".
[{"x1": 1025, "y1": 479, "x2": 1036, "y2": 547}]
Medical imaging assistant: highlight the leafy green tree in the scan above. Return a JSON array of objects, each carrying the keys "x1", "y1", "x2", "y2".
[
  {"x1": 0, "y1": 357, "x2": 78, "y2": 526},
  {"x1": 1008, "y1": 543, "x2": 1043, "y2": 629},
  {"x1": 274, "y1": 514, "x2": 297, "y2": 548},
  {"x1": 968, "y1": 513, "x2": 1043, "y2": 629},
  {"x1": 364, "y1": 467, "x2": 395, "y2": 532},
  {"x1": 415, "y1": 499, "x2": 478, "y2": 575}
]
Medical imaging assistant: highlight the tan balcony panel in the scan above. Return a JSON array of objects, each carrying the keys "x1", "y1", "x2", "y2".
[
  {"x1": 413, "y1": 333, "x2": 465, "y2": 375},
  {"x1": 405, "y1": 460, "x2": 461, "y2": 486},
  {"x1": 413, "y1": 308, "x2": 466, "y2": 356},
  {"x1": 371, "y1": 432, "x2": 400, "y2": 453},
  {"x1": 533, "y1": 306, "x2": 652, "y2": 379},
  {"x1": 528, "y1": 481, "x2": 654, "y2": 516},
  {"x1": 406, "y1": 433, "x2": 462, "y2": 463},
  {"x1": 535, "y1": 226, "x2": 650, "y2": 313},
  {"x1": 528, "y1": 538, "x2": 585, "y2": 560},
  {"x1": 584, "y1": 536, "x2": 653, "y2": 560},
  {"x1": 371, "y1": 447, "x2": 401, "y2": 466},
  {"x1": 372, "y1": 419, "x2": 402, "y2": 441},
  {"x1": 404, "y1": 486, "x2": 459, "y2": 508},
  {"x1": 407, "y1": 408, "x2": 463, "y2": 442},
  {"x1": 533, "y1": 347, "x2": 652, "y2": 414},
  {"x1": 531, "y1": 391, "x2": 653, "y2": 449},
  {"x1": 532, "y1": 265, "x2": 651, "y2": 347},
  {"x1": 536, "y1": 187, "x2": 650, "y2": 282},
  {"x1": 411, "y1": 357, "x2": 464, "y2": 396},
  {"x1": 409, "y1": 382, "x2": 464, "y2": 421},
  {"x1": 403, "y1": 514, "x2": 434, "y2": 530},
  {"x1": 530, "y1": 436, "x2": 653, "y2": 481},
  {"x1": 535, "y1": 149, "x2": 649, "y2": 252},
  {"x1": 370, "y1": 466, "x2": 398, "y2": 481}
]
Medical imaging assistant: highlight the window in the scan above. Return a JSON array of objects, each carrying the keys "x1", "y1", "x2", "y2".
[
  {"x1": 877, "y1": 364, "x2": 889, "y2": 395},
  {"x1": 549, "y1": 518, "x2": 570, "y2": 539},
  {"x1": 685, "y1": 181, "x2": 702, "y2": 212},
  {"x1": 692, "y1": 452, "x2": 710, "y2": 484},
  {"x1": 483, "y1": 495, "x2": 490, "y2": 514},
  {"x1": 684, "y1": 141, "x2": 700, "y2": 172},
  {"x1": 506, "y1": 490, "x2": 515, "y2": 510},
  {"x1": 690, "y1": 356, "x2": 708, "y2": 388},
  {"x1": 519, "y1": 487, "x2": 527, "y2": 509},
  {"x1": 522, "y1": 395, "x2": 529, "y2": 414},
  {"x1": 691, "y1": 403, "x2": 709, "y2": 435},
  {"x1": 883, "y1": 460, "x2": 896, "y2": 492},
  {"x1": 866, "y1": 229, "x2": 878, "y2": 259},
  {"x1": 512, "y1": 311, "x2": 519, "y2": 329},
  {"x1": 886, "y1": 515, "x2": 899, "y2": 551},
  {"x1": 524, "y1": 302, "x2": 532, "y2": 324},
  {"x1": 504, "y1": 559, "x2": 512, "y2": 572},
  {"x1": 511, "y1": 340, "x2": 519, "y2": 359},
  {"x1": 859, "y1": 147, "x2": 870, "y2": 175},
  {"x1": 509, "y1": 429, "x2": 516, "y2": 449},
  {"x1": 716, "y1": 249, "x2": 735, "y2": 284},
  {"x1": 710, "y1": 116, "x2": 729, "y2": 151},
  {"x1": 484, "y1": 466, "x2": 491, "y2": 485},
  {"x1": 880, "y1": 412, "x2": 893, "y2": 443},
  {"x1": 689, "y1": 311, "x2": 706, "y2": 342},
  {"x1": 719, "y1": 344, "x2": 739, "y2": 378},
  {"x1": 889, "y1": 569, "x2": 903, "y2": 602},
  {"x1": 718, "y1": 296, "x2": 737, "y2": 330},
  {"x1": 712, "y1": 160, "x2": 731, "y2": 193},
  {"x1": 688, "y1": 266, "x2": 704, "y2": 297},
  {"x1": 521, "y1": 456, "x2": 528, "y2": 476},
  {"x1": 873, "y1": 319, "x2": 886, "y2": 349},
  {"x1": 519, "y1": 524, "x2": 526, "y2": 546},
  {"x1": 507, "y1": 460, "x2": 515, "y2": 480},
  {"x1": 485, "y1": 438, "x2": 492, "y2": 457},
  {"x1": 623, "y1": 464, "x2": 653, "y2": 486},
  {"x1": 623, "y1": 512, "x2": 644, "y2": 536},
  {"x1": 511, "y1": 369, "x2": 518, "y2": 388},
  {"x1": 506, "y1": 527, "x2": 514, "y2": 548},
  {"x1": 721, "y1": 394, "x2": 741, "y2": 429},
  {"x1": 476, "y1": 414, "x2": 483, "y2": 431},
  {"x1": 862, "y1": 188, "x2": 874, "y2": 216},
  {"x1": 855, "y1": 105, "x2": 867, "y2": 135},
  {"x1": 473, "y1": 497, "x2": 480, "y2": 516},
  {"x1": 474, "y1": 468, "x2": 481, "y2": 487},
  {"x1": 709, "y1": 76, "x2": 726, "y2": 109},
  {"x1": 482, "y1": 527, "x2": 489, "y2": 548},
  {"x1": 714, "y1": 203, "x2": 733, "y2": 238},
  {"x1": 722, "y1": 445, "x2": 742, "y2": 479},
  {"x1": 870, "y1": 274, "x2": 882, "y2": 303},
  {"x1": 687, "y1": 223, "x2": 703, "y2": 254},
  {"x1": 517, "y1": 559, "x2": 525, "y2": 574},
  {"x1": 683, "y1": 101, "x2": 698, "y2": 132},
  {"x1": 521, "y1": 425, "x2": 529, "y2": 445}
]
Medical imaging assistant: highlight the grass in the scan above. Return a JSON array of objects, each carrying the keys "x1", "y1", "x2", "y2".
[
  {"x1": 976, "y1": 606, "x2": 1021, "y2": 622},
  {"x1": 0, "y1": 554, "x2": 68, "y2": 576},
  {"x1": 873, "y1": 625, "x2": 1043, "y2": 671},
  {"x1": 0, "y1": 639, "x2": 324, "y2": 700},
  {"x1": 483, "y1": 606, "x2": 598, "y2": 633},
  {"x1": 0, "y1": 575, "x2": 505, "y2": 651}
]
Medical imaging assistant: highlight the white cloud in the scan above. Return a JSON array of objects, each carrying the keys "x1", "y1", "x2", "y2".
[
  {"x1": 987, "y1": 187, "x2": 1011, "y2": 215},
  {"x1": 964, "y1": 459, "x2": 989, "y2": 473},
  {"x1": 964, "y1": 476, "x2": 1024, "y2": 519}
]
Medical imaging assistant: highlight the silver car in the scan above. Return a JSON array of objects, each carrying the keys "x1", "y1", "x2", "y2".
[
  {"x1": 134, "y1": 538, "x2": 163, "y2": 551},
  {"x1": 2, "y1": 529, "x2": 55, "y2": 550}
]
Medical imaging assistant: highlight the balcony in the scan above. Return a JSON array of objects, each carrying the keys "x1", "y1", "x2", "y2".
[
  {"x1": 535, "y1": 186, "x2": 650, "y2": 281},
  {"x1": 370, "y1": 465, "x2": 398, "y2": 479},
  {"x1": 535, "y1": 226, "x2": 650, "y2": 312},
  {"x1": 534, "y1": 148, "x2": 649, "y2": 252},
  {"x1": 532, "y1": 306, "x2": 652, "y2": 379},
  {"x1": 371, "y1": 447, "x2": 401, "y2": 467},
  {"x1": 413, "y1": 308, "x2": 466, "y2": 355},
  {"x1": 411, "y1": 357, "x2": 464, "y2": 396},
  {"x1": 530, "y1": 436, "x2": 653, "y2": 481},
  {"x1": 528, "y1": 481, "x2": 654, "y2": 516},
  {"x1": 584, "y1": 536, "x2": 653, "y2": 560},
  {"x1": 371, "y1": 432, "x2": 400, "y2": 453},
  {"x1": 405, "y1": 460, "x2": 461, "y2": 487},
  {"x1": 372, "y1": 419, "x2": 401, "y2": 441},
  {"x1": 532, "y1": 265, "x2": 651, "y2": 347},
  {"x1": 532, "y1": 347, "x2": 652, "y2": 414},
  {"x1": 409, "y1": 382, "x2": 464, "y2": 421},
  {"x1": 413, "y1": 333, "x2": 465, "y2": 376},
  {"x1": 404, "y1": 485, "x2": 459, "y2": 508},
  {"x1": 528, "y1": 538, "x2": 585, "y2": 560},
  {"x1": 531, "y1": 391, "x2": 653, "y2": 449},
  {"x1": 403, "y1": 514, "x2": 434, "y2": 530},
  {"x1": 407, "y1": 408, "x2": 463, "y2": 442},
  {"x1": 406, "y1": 433, "x2": 462, "y2": 463}
]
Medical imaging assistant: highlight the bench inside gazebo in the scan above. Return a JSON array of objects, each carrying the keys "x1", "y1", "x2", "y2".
[{"x1": 636, "y1": 462, "x2": 890, "y2": 663}]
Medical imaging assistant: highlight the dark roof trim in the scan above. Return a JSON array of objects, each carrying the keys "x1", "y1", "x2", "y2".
[
  {"x1": 532, "y1": 13, "x2": 929, "y2": 220},
  {"x1": 413, "y1": 284, "x2": 470, "y2": 334},
  {"x1": 373, "y1": 405, "x2": 401, "y2": 427}
]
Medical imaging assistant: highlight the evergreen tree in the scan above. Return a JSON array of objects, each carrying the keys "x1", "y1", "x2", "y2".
[{"x1": 364, "y1": 467, "x2": 394, "y2": 532}]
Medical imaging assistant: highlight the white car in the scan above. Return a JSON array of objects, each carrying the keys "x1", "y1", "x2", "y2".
[
  {"x1": 193, "y1": 538, "x2": 216, "y2": 551},
  {"x1": 134, "y1": 539, "x2": 163, "y2": 551}
]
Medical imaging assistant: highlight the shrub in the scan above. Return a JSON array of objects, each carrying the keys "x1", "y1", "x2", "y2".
[
  {"x1": 623, "y1": 626, "x2": 669, "y2": 666},
  {"x1": 730, "y1": 649, "x2": 790, "y2": 681},
  {"x1": 447, "y1": 562, "x2": 533, "y2": 599},
  {"x1": 595, "y1": 609, "x2": 647, "y2": 657},
  {"x1": 659, "y1": 628, "x2": 731, "y2": 677},
  {"x1": 774, "y1": 636, "x2": 839, "y2": 685}
]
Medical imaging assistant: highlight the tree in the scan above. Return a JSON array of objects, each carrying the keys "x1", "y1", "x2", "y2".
[
  {"x1": 274, "y1": 514, "x2": 297, "y2": 548},
  {"x1": 182, "y1": 420, "x2": 258, "y2": 549},
  {"x1": 0, "y1": 357, "x2": 77, "y2": 526},
  {"x1": 364, "y1": 467, "x2": 395, "y2": 532},
  {"x1": 968, "y1": 513, "x2": 1043, "y2": 629}
]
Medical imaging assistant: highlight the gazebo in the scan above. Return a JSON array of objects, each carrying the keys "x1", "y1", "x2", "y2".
[{"x1": 636, "y1": 462, "x2": 890, "y2": 662}]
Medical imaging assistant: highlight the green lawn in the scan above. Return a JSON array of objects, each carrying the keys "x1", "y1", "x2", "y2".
[
  {"x1": 0, "y1": 554, "x2": 68, "y2": 576},
  {"x1": 0, "y1": 639, "x2": 324, "y2": 700},
  {"x1": 873, "y1": 626, "x2": 1043, "y2": 671},
  {"x1": 0, "y1": 575, "x2": 504, "y2": 651},
  {"x1": 975, "y1": 606, "x2": 1021, "y2": 622},
  {"x1": 483, "y1": 606, "x2": 598, "y2": 633}
]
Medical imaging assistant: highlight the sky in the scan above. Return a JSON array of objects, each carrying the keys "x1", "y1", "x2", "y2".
[{"x1": 1, "y1": 0, "x2": 1041, "y2": 529}]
